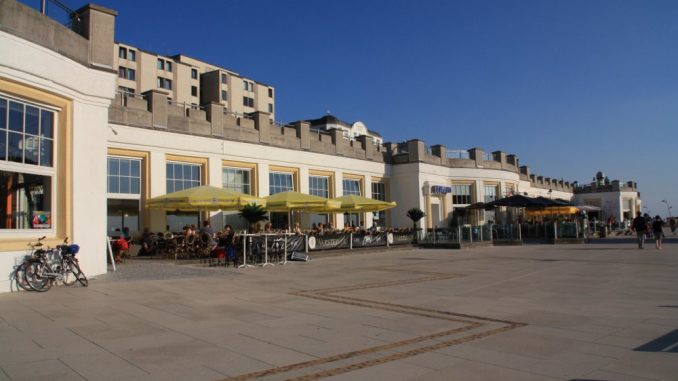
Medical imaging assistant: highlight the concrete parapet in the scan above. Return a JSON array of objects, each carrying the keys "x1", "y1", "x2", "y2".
[
  {"x1": 207, "y1": 103, "x2": 224, "y2": 137},
  {"x1": 493, "y1": 151, "x2": 507, "y2": 168},
  {"x1": 431, "y1": 145, "x2": 447, "y2": 163},
  {"x1": 330, "y1": 129, "x2": 347, "y2": 155},
  {"x1": 407, "y1": 139, "x2": 426, "y2": 162},
  {"x1": 253, "y1": 112, "x2": 271, "y2": 144},
  {"x1": 0, "y1": 0, "x2": 90, "y2": 68},
  {"x1": 290, "y1": 121, "x2": 311, "y2": 150},
  {"x1": 507, "y1": 154, "x2": 519, "y2": 167},
  {"x1": 143, "y1": 90, "x2": 168, "y2": 129},
  {"x1": 73, "y1": 4, "x2": 117, "y2": 69}
]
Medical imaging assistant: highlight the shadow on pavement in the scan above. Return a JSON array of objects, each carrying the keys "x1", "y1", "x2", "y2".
[{"x1": 634, "y1": 329, "x2": 678, "y2": 353}]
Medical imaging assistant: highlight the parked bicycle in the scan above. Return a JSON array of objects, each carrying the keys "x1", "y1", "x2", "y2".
[
  {"x1": 21, "y1": 237, "x2": 88, "y2": 292},
  {"x1": 11, "y1": 236, "x2": 47, "y2": 292}
]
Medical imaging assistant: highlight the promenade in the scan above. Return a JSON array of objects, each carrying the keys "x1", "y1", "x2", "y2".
[{"x1": 1, "y1": 238, "x2": 677, "y2": 380}]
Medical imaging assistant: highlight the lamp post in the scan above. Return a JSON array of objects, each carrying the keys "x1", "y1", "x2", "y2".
[{"x1": 661, "y1": 200, "x2": 673, "y2": 218}]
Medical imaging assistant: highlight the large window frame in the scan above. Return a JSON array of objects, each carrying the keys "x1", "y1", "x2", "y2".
[
  {"x1": 342, "y1": 179, "x2": 361, "y2": 196},
  {"x1": 107, "y1": 156, "x2": 142, "y2": 197},
  {"x1": 452, "y1": 184, "x2": 473, "y2": 205},
  {"x1": 483, "y1": 184, "x2": 498, "y2": 203},
  {"x1": 309, "y1": 176, "x2": 329, "y2": 198},
  {"x1": 269, "y1": 172, "x2": 294, "y2": 195},
  {"x1": 0, "y1": 91, "x2": 59, "y2": 237},
  {"x1": 223, "y1": 167, "x2": 251, "y2": 195},
  {"x1": 166, "y1": 161, "x2": 201, "y2": 193}
]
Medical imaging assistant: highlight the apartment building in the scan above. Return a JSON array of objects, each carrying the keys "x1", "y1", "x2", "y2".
[{"x1": 114, "y1": 43, "x2": 275, "y2": 119}]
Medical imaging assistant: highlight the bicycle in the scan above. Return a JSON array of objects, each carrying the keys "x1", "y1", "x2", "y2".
[
  {"x1": 54, "y1": 239, "x2": 88, "y2": 287},
  {"x1": 23, "y1": 237, "x2": 88, "y2": 292},
  {"x1": 11, "y1": 236, "x2": 47, "y2": 292}
]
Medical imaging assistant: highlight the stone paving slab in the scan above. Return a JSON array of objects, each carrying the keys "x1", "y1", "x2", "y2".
[{"x1": 1, "y1": 239, "x2": 677, "y2": 380}]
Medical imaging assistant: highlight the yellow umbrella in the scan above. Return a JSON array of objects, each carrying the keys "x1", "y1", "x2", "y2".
[
  {"x1": 263, "y1": 191, "x2": 340, "y2": 212},
  {"x1": 146, "y1": 185, "x2": 263, "y2": 211},
  {"x1": 327, "y1": 195, "x2": 396, "y2": 212},
  {"x1": 526, "y1": 206, "x2": 579, "y2": 217}
]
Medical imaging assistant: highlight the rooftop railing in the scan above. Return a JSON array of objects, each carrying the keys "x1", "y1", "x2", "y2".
[
  {"x1": 31, "y1": 0, "x2": 81, "y2": 28},
  {"x1": 447, "y1": 150, "x2": 470, "y2": 159}
]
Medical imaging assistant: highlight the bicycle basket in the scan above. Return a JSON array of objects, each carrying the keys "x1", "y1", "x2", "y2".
[{"x1": 67, "y1": 244, "x2": 80, "y2": 255}]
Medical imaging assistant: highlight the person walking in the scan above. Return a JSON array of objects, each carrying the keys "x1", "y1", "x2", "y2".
[
  {"x1": 632, "y1": 212, "x2": 647, "y2": 249},
  {"x1": 652, "y1": 215, "x2": 665, "y2": 250},
  {"x1": 670, "y1": 218, "x2": 676, "y2": 236}
]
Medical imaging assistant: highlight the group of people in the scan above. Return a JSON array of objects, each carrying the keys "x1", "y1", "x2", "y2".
[{"x1": 631, "y1": 212, "x2": 672, "y2": 249}]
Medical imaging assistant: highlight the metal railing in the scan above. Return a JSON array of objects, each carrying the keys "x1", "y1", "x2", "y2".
[
  {"x1": 222, "y1": 109, "x2": 254, "y2": 120},
  {"x1": 447, "y1": 150, "x2": 471, "y2": 159},
  {"x1": 33, "y1": 0, "x2": 80, "y2": 28},
  {"x1": 116, "y1": 90, "x2": 146, "y2": 107},
  {"x1": 420, "y1": 225, "x2": 493, "y2": 245}
]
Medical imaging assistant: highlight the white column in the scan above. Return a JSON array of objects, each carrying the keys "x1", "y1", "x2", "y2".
[
  {"x1": 259, "y1": 164, "x2": 270, "y2": 196},
  {"x1": 299, "y1": 167, "x2": 309, "y2": 193},
  {"x1": 364, "y1": 175, "x2": 373, "y2": 227},
  {"x1": 335, "y1": 172, "x2": 344, "y2": 229},
  {"x1": 208, "y1": 156, "x2": 223, "y2": 229}
]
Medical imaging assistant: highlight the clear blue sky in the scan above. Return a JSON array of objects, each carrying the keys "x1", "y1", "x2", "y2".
[{"x1": 36, "y1": 0, "x2": 678, "y2": 216}]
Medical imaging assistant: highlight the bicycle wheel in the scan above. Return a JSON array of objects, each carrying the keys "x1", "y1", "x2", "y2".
[
  {"x1": 24, "y1": 262, "x2": 53, "y2": 292},
  {"x1": 69, "y1": 261, "x2": 88, "y2": 287},
  {"x1": 13, "y1": 261, "x2": 35, "y2": 291}
]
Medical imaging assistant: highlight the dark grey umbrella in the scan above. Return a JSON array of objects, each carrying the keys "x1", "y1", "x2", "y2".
[{"x1": 485, "y1": 195, "x2": 550, "y2": 208}]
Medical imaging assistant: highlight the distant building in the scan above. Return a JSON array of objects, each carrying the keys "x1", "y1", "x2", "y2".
[
  {"x1": 293, "y1": 115, "x2": 383, "y2": 146},
  {"x1": 573, "y1": 171, "x2": 641, "y2": 222}
]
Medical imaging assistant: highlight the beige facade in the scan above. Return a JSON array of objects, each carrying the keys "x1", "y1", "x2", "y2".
[{"x1": 113, "y1": 44, "x2": 275, "y2": 119}]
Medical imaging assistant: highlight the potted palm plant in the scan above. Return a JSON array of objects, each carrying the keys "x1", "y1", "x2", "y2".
[
  {"x1": 238, "y1": 203, "x2": 268, "y2": 233},
  {"x1": 406, "y1": 208, "x2": 426, "y2": 244}
]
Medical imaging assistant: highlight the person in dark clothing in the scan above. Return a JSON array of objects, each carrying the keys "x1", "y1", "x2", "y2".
[
  {"x1": 631, "y1": 212, "x2": 647, "y2": 249},
  {"x1": 670, "y1": 218, "x2": 676, "y2": 236},
  {"x1": 218, "y1": 225, "x2": 238, "y2": 267},
  {"x1": 138, "y1": 227, "x2": 155, "y2": 256},
  {"x1": 652, "y1": 215, "x2": 665, "y2": 250}
]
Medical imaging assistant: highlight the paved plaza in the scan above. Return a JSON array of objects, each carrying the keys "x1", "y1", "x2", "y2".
[{"x1": 1, "y1": 238, "x2": 677, "y2": 381}]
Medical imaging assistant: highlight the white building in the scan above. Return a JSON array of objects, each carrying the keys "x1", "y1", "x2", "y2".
[
  {"x1": 0, "y1": 1, "x2": 117, "y2": 291},
  {"x1": 572, "y1": 172, "x2": 641, "y2": 222}
]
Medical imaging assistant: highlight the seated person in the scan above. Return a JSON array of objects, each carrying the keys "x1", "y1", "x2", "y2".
[
  {"x1": 199, "y1": 220, "x2": 217, "y2": 250},
  {"x1": 293, "y1": 222, "x2": 302, "y2": 235},
  {"x1": 112, "y1": 236, "x2": 129, "y2": 263},
  {"x1": 138, "y1": 228, "x2": 155, "y2": 256}
]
